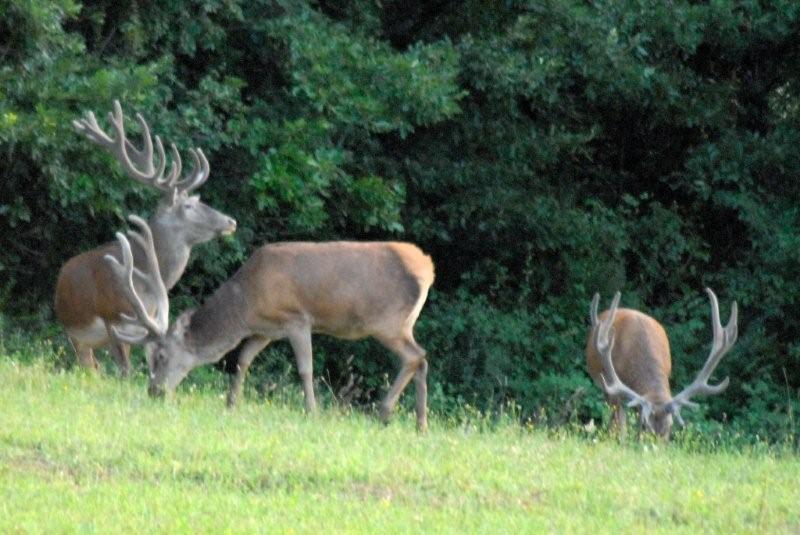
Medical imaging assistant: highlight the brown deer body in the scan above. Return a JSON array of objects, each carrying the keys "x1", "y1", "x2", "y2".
[
  {"x1": 586, "y1": 290, "x2": 737, "y2": 438},
  {"x1": 106, "y1": 226, "x2": 435, "y2": 431},
  {"x1": 54, "y1": 101, "x2": 236, "y2": 375}
]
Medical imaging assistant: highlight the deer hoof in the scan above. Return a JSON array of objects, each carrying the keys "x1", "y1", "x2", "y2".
[{"x1": 379, "y1": 403, "x2": 392, "y2": 425}]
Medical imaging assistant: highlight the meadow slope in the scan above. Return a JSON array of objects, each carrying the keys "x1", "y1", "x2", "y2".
[{"x1": 0, "y1": 360, "x2": 798, "y2": 534}]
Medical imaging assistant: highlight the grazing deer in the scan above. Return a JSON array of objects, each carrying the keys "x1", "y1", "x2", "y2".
[
  {"x1": 106, "y1": 217, "x2": 436, "y2": 431},
  {"x1": 54, "y1": 101, "x2": 237, "y2": 376},
  {"x1": 586, "y1": 290, "x2": 738, "y2": 438}
]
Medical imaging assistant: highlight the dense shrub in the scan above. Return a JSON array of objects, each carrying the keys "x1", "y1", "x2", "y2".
[{"x1": 2, "y1": 0, "x2": 799, "y2": 441}]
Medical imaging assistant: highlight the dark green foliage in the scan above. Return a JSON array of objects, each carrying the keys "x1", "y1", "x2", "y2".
[{"x1": 2, "y1": 0, "x2": 799, "y2": 441}]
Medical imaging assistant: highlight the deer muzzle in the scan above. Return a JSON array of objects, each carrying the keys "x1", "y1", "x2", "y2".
[{"x1": 221, "y1": 217, "x2": 237, "y2": 236}]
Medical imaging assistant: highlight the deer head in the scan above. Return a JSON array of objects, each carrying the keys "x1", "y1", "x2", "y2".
[
  {"x1": 73, "y1": 101, "x2": 236, "y2": 257},
  {"x1": 588, "y1": 289, "x2": 738, "y2": 438},
  {"x1": 103, "y1": 215, "x2": 198, "y2": 390}
]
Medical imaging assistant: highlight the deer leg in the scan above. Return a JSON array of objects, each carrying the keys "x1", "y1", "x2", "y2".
[
  {"x1": 377, "y1": 334, "x2": 426, "y2": 430},
  {"x1": 413, "y1": 351, "x2": 429, "y2": 433},
  {"x1": 104, "y1": 321, "x2": 131, "y2": 377},
  {"x1": 71, "y1": 337, "x2": 99, "y2": 372},
  {"x1": 610, "y1": 401, "x2": 627, "y2": 435},
  {"x1": 406, "y1": 335, "x2": 430, "y2": 432},
  {"x1": 287, "y1": 327, "x2": 316, "y2": 414},
  {"x1": 111, "y1": 343, "x2": 132, "y2": 377},
  {"x1": 226, "y1": 336, "x2": 270, "y2": 408}
]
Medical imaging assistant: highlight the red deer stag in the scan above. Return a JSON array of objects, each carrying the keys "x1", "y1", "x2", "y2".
[
  {"x1": 106, "y1": 218, "x2": 436, "y2": 431},
  {"x1": 586, "y1": 290, "x2": 738, "y2": 438},
  {"x1": 54, "y1": 101, "x2": 237, "y2": 375}
]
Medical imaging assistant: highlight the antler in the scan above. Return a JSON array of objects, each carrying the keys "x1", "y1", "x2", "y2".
[
  {"x1": 73, "y1": 100, "x2": 210, "y2": 197},
  {"x1": 591, "y1": 292, "x2": 656, "y2": 428},
  {"x1": 667, "y1": 288, "x2": 737, "y2": 425},
  {"x1": 104, "y1": 215, "x2": 169, "y2": 344},
  {"x1": 169, "y1": 147, "x2": 210, "y2": 195}
]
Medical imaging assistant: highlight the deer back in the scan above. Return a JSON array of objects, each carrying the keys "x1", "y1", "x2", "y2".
[
  {"x1": 55, "y1": 241, "x2": 145, "y2": 330},
  {"x1": 185, "y1": 241, "x2": 435, "y2": 344},
  {"x1": 586, "y1": 308, "x2": 673, "y2": 403}
]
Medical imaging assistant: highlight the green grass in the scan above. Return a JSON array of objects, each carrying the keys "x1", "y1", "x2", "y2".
[{"x1": 0, "y1": 359, "x2": 798, "y2": 534}]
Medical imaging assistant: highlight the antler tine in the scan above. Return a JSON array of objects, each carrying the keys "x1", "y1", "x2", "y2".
[
  {"x1": 128, "y1": 112, "x2": 155, "y2": 170},
  {"x1": 590, "y1": 293, "x2": 600, "y2": 327},
  {"x1": 189, "y1": 148, "x2": 211, "y2": 192},
  {"x1": 105, "y1": 100, "x2": 167, "y2": 184},
  {"x1": 74, "y1": 100, "x2": 173, "y2": 191},
  {"x1": 123, "y1": 135, "x2": 167, "y2": 181},
  {"x1": 157, "y1": 142, "x2": 183, "y2": 190},
  {"x1": 668, "y1": 288, "x2": 738, "y2": 421},
  {"x1": 104, "y1": 232, "x2": 155, "y2": 344},
  {"x1": 700, "y1": 288, "x2": 738, "y2": 384},
  {"x1": 126, "y1": 214, "x2": 169, "y2": 336},
  {"x1": 72, "y1": 110, "x2": 114, "y2": 145},
  {"x1": 107, "y1": 104, "x2": 154, "y2": 175},
  {"x1": 126, "y1": 215, "x2": 161, "y2": 280},
  {"x1": 104, "y1": 218, "x2": 169, "y2": 343},
  {"x1": 595, "y1": 292, "x2": 621, "y2": 355},
  {"x1": 594, "y1": 292, "x2": 655, "y2": 419},
  {"x1": 172, "y1": 148, "x2": 210, "y2": 195}
]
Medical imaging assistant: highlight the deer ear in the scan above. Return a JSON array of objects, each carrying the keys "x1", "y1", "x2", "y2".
[
  {"x1": 172, "y1": 308, "x2": 195, "y2": 336},
  {"x1": 144, "y1": 342, "x2": 157, "y2": 370}
]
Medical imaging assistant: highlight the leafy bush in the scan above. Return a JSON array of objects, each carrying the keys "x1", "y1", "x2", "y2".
[{"x1": 2, "y1": 0, "x2": 799, "y2": 442}]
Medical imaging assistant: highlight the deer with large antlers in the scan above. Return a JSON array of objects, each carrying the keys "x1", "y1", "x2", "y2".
[
  {"x1": 586, "y1": 290, "x2": 738, "y2": 438},
  {"x1": 54, "y1": 101, "x2": 237, "y2": 375},
  {"x1": 106, "y1": 218, "x2": 436, "y2": 431}
]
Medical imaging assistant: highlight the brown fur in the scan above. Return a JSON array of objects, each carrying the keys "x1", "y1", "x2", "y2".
[
  {"x1": 54, "y1": 242, "x2": 135, "y2": 331},
  {"x1": 55, "y1": 202, "x2": 235, "y2": 375},
  {"x1": 586, "y1": 308, "x2": 673, "y2": 404},
  {"x1": 586, "y1": 290, "x2": 737, "y2": 438},
  {"x1": 228, "y1": 241, "x2": 434, "y2": 340},
  {"x1": 147, "y1": 240, "x2": 435, "y2": 431}
]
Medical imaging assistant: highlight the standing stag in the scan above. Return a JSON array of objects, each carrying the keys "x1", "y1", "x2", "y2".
[
  {"x1": 586, "y1": 290, "x2": 738, "y2": 438},
  {"x1": 54, "y1": 101, "x2": 237, "y2": 375},
  {"x1": 105, "y1": 218, "x2": 436, "y2": 431}
]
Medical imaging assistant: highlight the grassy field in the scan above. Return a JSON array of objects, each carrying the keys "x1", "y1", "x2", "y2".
[{"x1": 0, "y1": 359, "x2": 798, "y2": 534}]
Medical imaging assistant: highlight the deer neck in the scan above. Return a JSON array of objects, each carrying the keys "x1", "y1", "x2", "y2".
[
  {"x1": 183, "y1": 280, "x2": 252, "y2": 364},
  {"x1": 148, "y1": 217, "x2": 191, "y2": 291}
]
